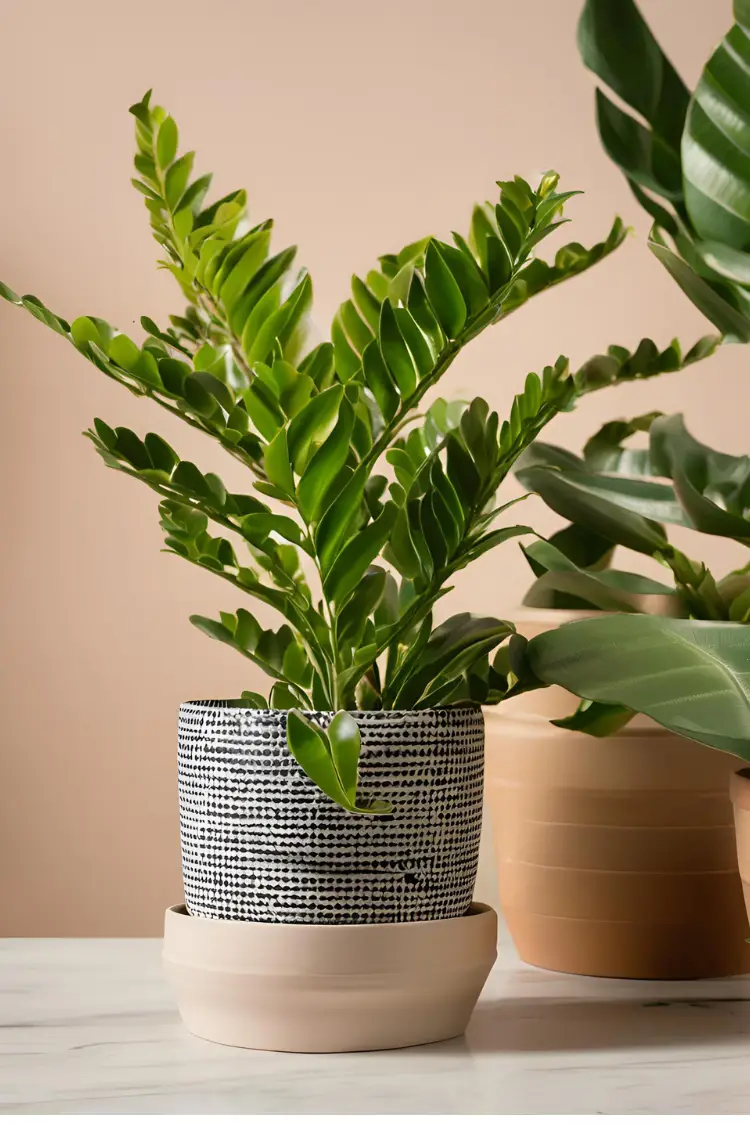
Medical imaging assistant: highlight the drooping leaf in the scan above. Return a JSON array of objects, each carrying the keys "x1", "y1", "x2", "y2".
[
  {"x1": 527, "y1": 614, "x2": 750, "y2": 758},
  {"x1": 328, "y1": 711, "x2": 361, "y2": 806}
]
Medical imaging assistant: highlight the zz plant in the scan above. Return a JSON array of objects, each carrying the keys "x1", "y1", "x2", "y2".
[{"x1": 1, "y1": 90, "x2": 702, "y2": 812}]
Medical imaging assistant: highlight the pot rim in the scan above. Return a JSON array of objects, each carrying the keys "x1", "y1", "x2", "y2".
[
  {"x1": 165, "y1": 900, "x2": 494, "y2": 933},
  {"x1": 510, "y1": 606, "x2": 607, "y2": 625},
  {"x1": 731, "y1": 767, "x2": 750, "y2": 808},
  {"x1": 179, "y1": 701, "x2": 483, "y2": 718},
  {"x1": 481, "y1": 708, "x2": 681, "y2": 739}
]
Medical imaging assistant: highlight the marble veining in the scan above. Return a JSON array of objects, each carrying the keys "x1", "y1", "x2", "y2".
[{"x1": 3, "y1": 928, "x2": 750, "y2": 1114}]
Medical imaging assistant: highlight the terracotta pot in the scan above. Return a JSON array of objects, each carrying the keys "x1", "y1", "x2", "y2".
[
  {"x1": 163, "y1": 901, "x2": 497, "y2": 1052},
  {"x1": 730, "y1": 770, "x2": 750, "y2": 926},
  {"x1": 178, "y1": 702, "x2": 484, "y2": 925},
  {"x1": 485, "y1": 609, "x2": 750, "y2": 979}
]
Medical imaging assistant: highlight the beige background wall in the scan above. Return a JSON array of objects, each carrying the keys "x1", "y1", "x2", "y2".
[{"x1": 0, "y1": 0, "x2": 741, "y2": 935}]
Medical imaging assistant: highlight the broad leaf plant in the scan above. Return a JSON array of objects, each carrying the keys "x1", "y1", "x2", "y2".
[
  {"x1": 0, "y1": 90, "x2": 705, "y2": 812},
  {"x1": 579, "y1": 0, "x2": 750, "y2": 341},
  {"x1": 517, "y1": 414, "x2": 750, "y2": 757},
  {"x1": 515, "y1": 0, "x2": 750, "y2": 762}
]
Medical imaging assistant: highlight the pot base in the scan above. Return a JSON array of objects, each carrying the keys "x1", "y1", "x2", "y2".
[
  {"x1": 504, "y1": 906, "x2": 750, "y2": 980},
  {"x1": 163, "y1": 902, "x2": 497, "y2": 1052}
]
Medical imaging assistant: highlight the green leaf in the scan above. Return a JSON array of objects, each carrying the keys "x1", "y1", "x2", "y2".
[
  {"x1": 323, "y1": 503, "x2": 398, "y2": 608},
  {"x1": 263, "y1": 428, "x2": 295, "y2": 496},
  {"x1": 297, "y1": 397, "x2": 354, "y2": 522},
  {"x1": 594, "y1": 88, "x2": 682, "y2": 202},
  {"x1": 552, "y1": 700, "x2": 636, "y2": 737},
  {"x1": 245, "y1": 274, "x2": 312, "y2": 365},
  {"x1": 649, "y1": 413, "x2": 750, "y2": 541},
  {"x1": 648, "y1": 226, "x2": 750, "y2": 342},
  {"x1": 315, "y1": 463, "x2": 367, "y2": 572},
  {"x1": 546, "y1": 522, "x2": 614, "y2": 570},
  {"x1": 522, "y1": 535, "x2": 678, "y2": 609},
  {"x1": 378, "y1": 300, "x2": 417, "y2": 397},
  {"x1": 270, "y1": 681, "x2": 308, "y2": 709},
  {"x1": 351, "y1": 275, "x2": 382, "y2": 332},
  {"x1": 241, "y1": 512, "x2": 303, "y2": 546},
  {"x1": 392, "y1": 613, "x2": 515, "y2": 709},
  {"x1": 527, "y1": 614, "x2": 750, "y2": 759},
  {"x1": 285, "y1": 710, "x2": 352, "y2": 807},
  {"x1": 144, "y1": 432, "x2": 178, "y2": 473},
  {"x1": 433, "y1": 240, "x2": 489, "y2": 316},
  {"x1": 424, "y1": 241, "x2": 467, "y2": 338},
  {"x1": 0, "y1": 279, "x2": 20, "y2": 303},
  {"x1": 156, "y1": 116, "x2": 178, "y2": 169},
  {"x1": 683, "y1": 15, "x2": 750, "y2": 249},
  {"x1": 362, "y1": 340, "x2": 400, "y2": 420},
  {"x1": 71, "y1": 316, "x2": 107, "y2": 351},
  {"x1": 190, "y1": 615, "x2": 234, "y2": 644},
  {"x1": 578, "y1": 0, "x2": 689, "y2": 206},
  {"x1": 287, "y1": 385, "x2": 343, "y2": 474},
  {"x1": 461, "y1": 524, "x2": 533, "y2": 564},
  {"x1": 243, "y1": 379, "x2": 285, "y2": 442},
  {"x1": 337, "y1": 567, "x2": 387, "y2": 647},
  {"x1": 240, "y1": 691, "x2": 267, "y2": 708},
  {"x1": 164, "y1": 152, "x2": 195, "y2": 209},
  {"x1": 578, "y1": 0, "x2": 689, "y2": 146},
  {"x1": 517, "y1": 465, "x2": 669, "y2": 555},
  {"x1": 218, "y1": 228, "x2": 272, "y2": 309},
  {"x1": 328, "y1": 711, "x2": 361, "y2": 805}
]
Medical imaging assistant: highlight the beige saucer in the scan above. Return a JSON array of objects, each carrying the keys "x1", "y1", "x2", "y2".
[{"x1": 163, "y1": 902, "x2": 497, "y2": 1053}]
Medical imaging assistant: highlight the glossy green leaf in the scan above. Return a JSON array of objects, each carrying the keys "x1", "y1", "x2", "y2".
[
  {"x1": 648, "y1": 227, "x2": 750, "y2": 342},
  {"x1": 378, "y1": 300, "x2": 418, "y2": 397},
  {"x1": 552, "y1": 700, "x2": 636, "y2": 737},
  {"x1": 297, "y1": 398, "x2": 354, "y2": 523},
  {"x1": 156, "y1": 116, "x2": 178, "y2": 169},
  {"x1": 286, "y1": 710, "x2": 352, "y2": 807},
  {"x1": 323, "y1": 503, "x2": 398, "y2": 608},
  {"x1": 328, "y1": 711, "x2": 361, "y2": 805},
  {"x1": 263, "y1": 428, "x2": 295, "y2": 496},
  {"x1": 683, "y1": 16, "x2": 750, "y2": 248},
  {"x1": 424, "y1": 241, "x2": 467, "y2": 338},
  {"x1": 527, "y1": 614, "x2": 750, "y2": 758},
  {"x1": 517, "y1": 465, "x2": 669, "y2": 555},
  {"x1": 287, "y1": 385, "x2": 343, "y2": 474},
  {"x1": 578, "y1": 0, "x2": 689, "y2": 204},
  {"x1": 649, "y1": 413, "x2": 750, "y2": 541}
]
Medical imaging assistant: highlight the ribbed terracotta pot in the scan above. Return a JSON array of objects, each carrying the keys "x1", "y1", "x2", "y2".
[
  {"x1": 730, "y1": 770, "x2": 750, "y2": 927},
  {"x1": 164, "y1": 901, "x2": 498, "y2": 1052},
  {"x1": 486, "y1": 609, "x2": 750, "y2": 980},
  {"x1": 178, "y1": 701, "x2": 484, "y2": 924}
]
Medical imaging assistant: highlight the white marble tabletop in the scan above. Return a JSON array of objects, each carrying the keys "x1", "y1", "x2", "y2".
[{"x1": 3, "y1": 927, "x2": 750, "y2": 1115}]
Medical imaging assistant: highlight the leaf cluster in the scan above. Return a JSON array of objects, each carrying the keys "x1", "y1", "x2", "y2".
[
  {"x1": 516, "y1": 409, "x2": 750, "y2": 739},
  {"x1": 579, "y1": 0, "x2": 750, "y2": 341},
  {"x1": 3, "y1": 88, "x2": 699, "y2": 810}
]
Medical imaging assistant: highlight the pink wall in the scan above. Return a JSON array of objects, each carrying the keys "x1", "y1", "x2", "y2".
[{"x1": 0, "y1": 0, "x2": 740, "y2": 934}]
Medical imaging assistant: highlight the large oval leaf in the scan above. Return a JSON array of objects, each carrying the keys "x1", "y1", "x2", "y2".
[{"x1": 527, "y1": 614, "x2": 750, "y2": 759}]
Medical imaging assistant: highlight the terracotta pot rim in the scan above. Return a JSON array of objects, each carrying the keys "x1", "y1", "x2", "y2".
[
  {"x1": 511, "y1": 606, "x2": 607, "y2": 626},
  {"x1": 730, "y1": 768, "x2": 750, "y2": 809},
  {"x1": 166, "y1": 901, "x2": 493, "y2": 932},
  {"x1": 481, "y1": 708, "x2": 680, "y2": 738},
  {"x1": 179, "y1": 701, "x2": 482, "y2": 718}
]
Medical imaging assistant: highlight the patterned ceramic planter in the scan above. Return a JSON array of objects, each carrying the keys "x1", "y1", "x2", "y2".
[{"x1": 177, "y1": 702, "x2": 484, "y2": 925}]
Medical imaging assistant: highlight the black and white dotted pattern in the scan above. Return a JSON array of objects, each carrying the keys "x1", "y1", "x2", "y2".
[{"x1": 177, "y1": 703, "x2": 484, "y2": 925}]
